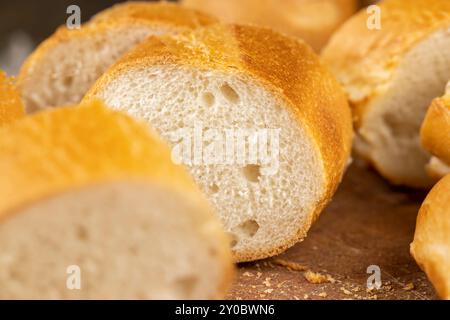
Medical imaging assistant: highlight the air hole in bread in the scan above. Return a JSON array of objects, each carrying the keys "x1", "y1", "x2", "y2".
[
  {"x1": 227, "y1": 232, "x2": 238, "y2": 248},
  {"x1": 220, "y1": 83, "x2": 240, "y2": 103},
  {"x1": 238, "y1": 219, "x2": 260, "y2": 237},
  {"x1": 202, "y1": 92, "x2": 215, "y2": 107},
  {"x1": 63, "y1": 75, "x2": 74, "y2": 88},
  {"x1": 243, "y1": 164, "x2": 261, "y2": 183},
  {"x1": 76, "y1": 225, "x2": 89, "y2": 241},
  {"x1": 209, "y1": 183, "x2": 219, "y2": 193},
  {"x1": 174, "y1": 275, "x2": 198, "y2": 298}
]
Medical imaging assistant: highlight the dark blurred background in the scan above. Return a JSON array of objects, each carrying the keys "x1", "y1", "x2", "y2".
[
  {"x1": 0, "y1": 0, "x2": 167, "y2": 74},
  {"x1": 0, "y1": 0, "x2": 375, "y2": 74}
]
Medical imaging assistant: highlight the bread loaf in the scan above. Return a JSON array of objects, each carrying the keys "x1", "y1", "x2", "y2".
[
  {"x1": 182, "y1": 0, "x2": 358, "y2": 51},
  {"x1": 411, "y1": 174, "x2": 450, "y2": 299},
  {"x1": 0, "y1": 71, "x2": 24, "y2": 125},
  {"x1": 421, "y1": 81, "x2": 450, "y2": 178},
  {"x1": 84, "y1": 24, "x2": 353, "y2": 262},
  {"x1": 0, "y1": 100, "x2": 232, "y2": 299},
  {"x1": 322, "y1": 0, "x2": 450, "y2": 187},
  {"x1": 18, "y1": 2, "x2": 217, "y2": 113}
]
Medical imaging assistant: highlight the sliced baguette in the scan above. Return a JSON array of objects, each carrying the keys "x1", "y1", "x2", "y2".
[
  {"x1": 421, "y1": 81, "x2": 450, "y2": 178},
  {"x1": 0, "y1": 70, "x2": 25, "y2": 126},
  {"x1": 322, "y1": 0, "x2": 450, "y2": 187},
  {"x1": 0, "y1": 100, "x2": 232, "y2": 299},
  {"x1": 84, "y1": 24, "x2": 353, "y2": 262},
  {"x1": 182, "y1": 0, "x2": 358, "y2": 51},
  {"x1": 411, "y1": 174, "x2": 450, "y2": 299},
  {"x1": 17, "y1": 2, "x2": 217, "y2": 113}
]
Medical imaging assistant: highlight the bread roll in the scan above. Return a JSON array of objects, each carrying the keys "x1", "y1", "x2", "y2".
[
  {"x1": 0, "y1": 100, "x2": 232, "y2": 299},
  {"x1": 411, "y1": 174, "x2": 450, "y2": 299},
  {"x1": 421, "y1": 81, "x2": 450, "y2": 178},
  {"x1": 182, "y1": 0, "x2": 357, "y2": 51},
  {"x1": 18, "y1": 2, "x2": 217, "y2": 113},
  {"x1": 84, "y1": 24, "x2": 353, "y2": 262},
  {"x1": 0, "y1": 71, "x2": 24, "y2": 126},
  {"x1": 322, "y1": 0, "x2": 450, "y2": 187}
]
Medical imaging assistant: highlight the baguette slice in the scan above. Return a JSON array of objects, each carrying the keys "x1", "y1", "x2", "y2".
[
  {"x1": 0, "y1": 71, "x2": 25, "y2": 126},
  {"x1": 84, "y1": 24, "x2": 353, "y2": 262},
  {"x1": 411, "y1": 174, "x2": 450, "y2": 299},
  {"x1": 182, "y1": 0, "x2": 358, "y2": 51},
  {"x1": 0, "y1": 100, "x2": 232, "y2": 299},
  {"x1": 18, "y1": 2, "x2": 217, "y2": 113},
  {"x1": 421, "y1": 81, "x2": 450, "y2": 178},
  {"x1": 322, "y1": 0, "x2": 450, "y2": 187}
]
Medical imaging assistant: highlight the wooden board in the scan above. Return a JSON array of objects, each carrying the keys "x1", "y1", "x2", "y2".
[{"x1": 227, "y1": 160, "x2": 437, "y2": 300}]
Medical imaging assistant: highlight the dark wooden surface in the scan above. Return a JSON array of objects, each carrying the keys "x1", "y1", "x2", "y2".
[{"x1": 227, "y1": 160, "x2": 437, "y2": 300}]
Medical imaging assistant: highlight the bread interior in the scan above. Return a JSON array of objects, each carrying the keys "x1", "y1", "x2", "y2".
[
  {"x1": 0, "y1": 181, "x2": 225, "y2": 299},
  {"x1": 93, "y1": 65, "x2": 324, "y2": 260}
]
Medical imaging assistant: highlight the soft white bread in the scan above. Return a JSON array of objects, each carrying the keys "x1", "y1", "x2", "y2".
[
  {"x1": 17, "y1": 2, "x2": 217, "y2": 113},
  {"x1": 411, "y1": 174, "x2": 450, "y2": 299},
  {"x1": 0, "y1": 70, "x2": 24, "y2": 126},
  {"x1": 182, "y1": 0, "x2": 357, "y2": 51},
  {"x1": 322, "y1": 0, "x2": 450, "y2": 187},
  {"x1": 84, "y1": 24, "x2": 353, "y2": 262},
  {"x1": 0, "y1": 101, "x2": 232, "y2": 299},
  {"x1": 421, "y1": 81, "x2": 450, "y2": 178}
]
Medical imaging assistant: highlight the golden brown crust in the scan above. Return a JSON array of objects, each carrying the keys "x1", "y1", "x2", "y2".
[
  {"x1": 182, "y1": 0, "x2": 357, "y2": 51},
  {"x1": 85, "y1": 24, "x2": 353, "y2": 262},
  {"x1": 91, "y1": 1, "x2": 218, "y2": 28},
  {"x1": 322, "y1": 0, "x2": 450, "y2": 126},
  {"x1": 411, "y1": 174, "x2": 450, "y2": 299},
  {"x1": 0, "y1": 71, "x2": 25, "y2": 126},
  {"x1": 421, "y1": 89, "x2": 450, "y2": 166}
]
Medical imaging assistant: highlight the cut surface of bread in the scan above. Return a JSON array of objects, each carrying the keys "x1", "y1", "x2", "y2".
[
  {"x1": 84, "y1": 24, "x2": 353, "y2": 262},
  {"x1": 18, "y1": 2, "x2": 217, "y2": 113},
  {"x1": 0, "y1": 101, "x2": 232, "y2": 299},
  {"x1": 322, "y1": 0, "x2": 450, "y2": 188},
  {"x1": 0, "y1": 70, "x2": 25, "y2": 126},
  {"x1": 182, "y1": 0, "x2": 357, "y2": 51},
  {"x1": 421, "y1": 81, "x2": 450, "y2": 178},
  {"x1": 411, "y1": 174, "x2": 450, "y2": 299}
]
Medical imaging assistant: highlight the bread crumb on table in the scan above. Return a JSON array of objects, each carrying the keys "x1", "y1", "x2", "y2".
[
  {"x1": 317, "y1": 292, "x2": 328, "y2": 298},
  {"x1": 303, "y1": 270, "x2": 336, "y2": 284},
  {"x1": 272, "y1": 258, "x2": 308, "y2": 271},
  {"x1": 403, "y1": 283, "x2": 415, "y2": 291}
]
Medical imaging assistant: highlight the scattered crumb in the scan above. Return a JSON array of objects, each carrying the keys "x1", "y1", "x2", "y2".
[
  {"x1": 263, "y1": 277, "x2": 272, "y2": 287},
  {"x1": 303, "y1": 270, "x2": 335, "y2": 284},
  {"x1": 352, "y1": 287, "x2": 361, "y2": 292},
  {"x1": 317, "y1": 292, "x2": 328, "y2": 298},
  {"x1": 340, "y1": 287, "x2": 352, "y2": 295},
  {"x1": 264, "y1": 289, "x2": 274, "y2": 294},
  {"x1": 256, "y1": 272, "x2": 262, "y2": 279},
  {"x1": 303, "y1": 294, "x2": 309, "y2": 299},
  {"x1": 293, "y1": 296, "x2": 300, "y2": 300},
  {"x1": 403, "y1": 283, "x2": 415, "y2": 291},
  {"x1": 272, "y1": 259, "x2": 308, "y2": 271},
  {"x1": 243, "y1": 272, "x2": 253, "y2": 277},
  {"x1": 259, "y1": 294, "x2": 266, "y2": 298},
  {"x1": 235, "y1": 297, "x2": 242, "y2": 300}
]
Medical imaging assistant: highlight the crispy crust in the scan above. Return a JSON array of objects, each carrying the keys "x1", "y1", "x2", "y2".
[
  {"x1": 322, "y1": 0, "x2": 450, "y2": 126},
  {"x1": 85, "y1": 24, "x2": 353, "y2": 262},
  {"x1": 411, "y1": 174, "x2": 450, "y2": 299},
  {"x1": 421, "y1": 87, "x2": 450, "y2": 166},
  {"x1": 182, "y1": 0, "x2": 357, "y2": 51},
  {"x1": 17, "y1": 2, "x2": 218, "y2": 111},
  {"x1": 0, "y1": 71, "x2": 25, "y2": 126},
  {"x1": 0, "y1": 100, "x2": 233, "y2": 296}
]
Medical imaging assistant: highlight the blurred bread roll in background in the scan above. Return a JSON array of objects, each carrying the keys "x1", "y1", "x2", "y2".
[
  {"x1": 322, "y1": 0, "x2": 450, "y2": 187},
  {"x1": 182, "y1": 0, "x2": 358, "y2": 51}
]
